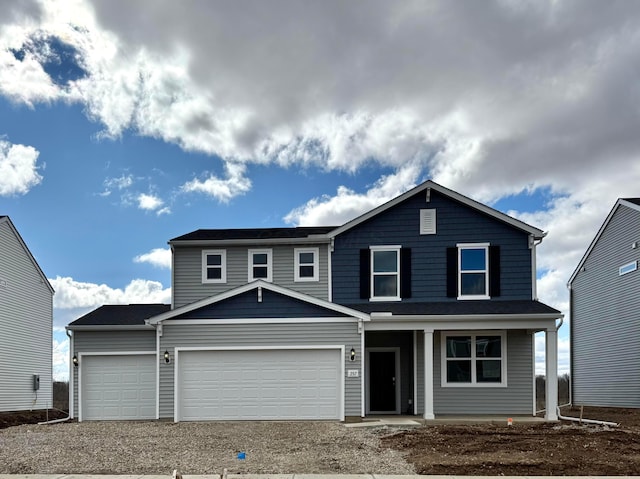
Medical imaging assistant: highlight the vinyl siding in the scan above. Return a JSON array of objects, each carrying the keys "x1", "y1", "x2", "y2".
[
  {"x1": 0, "y1": 220, "x2": 53, "y2": 412},
  {"x1": 572, "y1": 204, "x2": 640, "y2": 407},
  {"x1": 433, "y1": 330, "x2": 534, "y2": 415},
  {"x1": 71, "y1": 330, "x2": 156, "y2": 418},
  {"x1": 173, "y1": 244, "x2": 330, "y2": 307},
  {"x1": 332, "y1": 189, "x2": 533, "y2": 304},
  {"x1": 159, "y1": 322, "x2": 361, "y2": 419}
]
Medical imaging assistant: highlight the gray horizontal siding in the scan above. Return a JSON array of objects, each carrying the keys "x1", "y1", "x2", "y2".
[
  {"x1": 433, "y1": 330, "x2": 534, "y2": 415},
  {"x1": 332, "y1": 188, "x2": 533, "y2": 304},
  {"x1": 71, "y1": 330, "x2": 157, "y2": 418},
  {"x1": 159, "y1": 322, "x2": 361, "y2": 419},
  {"x1": 0, "y1": 221, "x2": 53, "y2": 412},
  {"x1": 572, "y1": 205, "x2": 640, "y2": 407},
  {"x1": 173, "y1": 244, "x2": 330, "y2": 307}
]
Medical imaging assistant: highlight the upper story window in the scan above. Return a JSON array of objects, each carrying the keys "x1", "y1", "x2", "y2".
[
  {"x1": 202, "y1": 250, "x2": 226, "y2": 283},
  {"x1": 441, "y1": 331, "x2": 507, "y2": 387},
  {"x1": 294, "y1": 248, "x2": 319, "y2": 282},
  {"x1": 370, "y1": 246, "x2": 401, "y2": 301},
  {"x1": 457, "y1": 243, "x2": 490, "y2": 299},
  {"x1": 248, "y1": 249, "x2": 272, "y2": 282}
]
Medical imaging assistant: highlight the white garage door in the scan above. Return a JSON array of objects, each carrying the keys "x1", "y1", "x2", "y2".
[
  {"x1": 81, "y1": 354, "x2": 156, "y2": 421},
  {"x1": 178, "y1": 349, "x2": 342, "y2": 421}
]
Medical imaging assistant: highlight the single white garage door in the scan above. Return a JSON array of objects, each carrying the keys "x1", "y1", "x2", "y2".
[
  {"x1": 178, "y1": 349, "x2": 342, "y2": 421},
  {"x1": 81, "y1": 354, "x2": 156, "y2": 421}
]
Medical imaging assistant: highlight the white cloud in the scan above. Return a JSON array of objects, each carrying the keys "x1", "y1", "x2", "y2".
[
  {"x1": 50, "y1": 275, "x2": 171, "y2": 311},
  {"x1": 137, "y1": 192, "x2": 164, "y2": 211},
  {"x1": 134, "y1": 247, "x2": 171, "y2": 269},
  {"x1": 101, "y1": 173, "x2": 133, "y2": 196},
  {"x1": 0, "y1": 139, "x2": 43, "y2": 196},
  {"x1": 52, "y1": 335, "x2": 69, "y2": 382},
  {"x1": 182, "y1": 162, "x2": 252, "y2": 203}
]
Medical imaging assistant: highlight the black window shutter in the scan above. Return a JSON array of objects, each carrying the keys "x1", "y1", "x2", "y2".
[
  {"x1": 359, "y1": 249, "x2": 370, "y2": 299},
  {"x1": 446, "y1": 247, "x2": 458, "y2": 297},
  {"x1": 400, "y1": 248, "x2": 412, "y2": 298},
  {"x1": 489, "y1": 245, "x2": 501, "y2": 297}
]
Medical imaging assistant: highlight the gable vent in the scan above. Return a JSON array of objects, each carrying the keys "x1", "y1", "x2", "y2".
[{"x1": 420, "y1": 209, "x2": 436, "y2": 235}]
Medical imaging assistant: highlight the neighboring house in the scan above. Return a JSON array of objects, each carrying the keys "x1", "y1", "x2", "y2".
[
  {"x1": 569, "y1": 198, "x2": 640, "y2": 408},
  {"x1": 0, "y1": 216, "x2": 54, "y2": 412},
  {"x1": 67, "y1": 180, "x2": 562, "y2": 422}
]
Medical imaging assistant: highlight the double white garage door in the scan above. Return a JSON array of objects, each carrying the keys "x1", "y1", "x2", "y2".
[
  {"x1": 80, "y1": 349, "x2": 342, "y2": 421},
  {"x1": 177, "y1": 349, "x2": 343, "y2": 421}
]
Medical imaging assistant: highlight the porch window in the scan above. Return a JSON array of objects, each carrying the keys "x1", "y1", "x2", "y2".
[
  {"x1": 248, "y1": 249, "x2": 272, "y2": 282},
  {"x1": 294, "y1": 248, "x2": 319, "y2": 282},
  {"x1": 202, "y1": 250, "x2": 226, "y2": 283},
  {"x1": 442, "y1": 332, "x2": 506, "y2": 387}
]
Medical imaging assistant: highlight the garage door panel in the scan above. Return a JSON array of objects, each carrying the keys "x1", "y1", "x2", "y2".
[
  {"x1": 178, "y1": 349, "x2": 341, "y2": 420},
  {"x1": 81, "y1": 355, "x2": 156, "y2": 421}
]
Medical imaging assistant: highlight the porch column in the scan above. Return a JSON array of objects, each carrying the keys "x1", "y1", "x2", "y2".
[
  {"x1": 545, "y1": 327, "x2": 558, "y2": 420},
  {"x1": 423, "y1": 329, "x2": 434, "y2": 420}
]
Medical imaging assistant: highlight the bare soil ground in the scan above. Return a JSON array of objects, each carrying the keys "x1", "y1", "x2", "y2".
[
  {"x1": 1, "y1": 406, "x2": 640, "y2": 475},
  {"x1": 0, "y1": 409, "x2": 68, "y2": 429},
  {"x1": 382, "y1": 406, "x2": 640, "y2": 475}
]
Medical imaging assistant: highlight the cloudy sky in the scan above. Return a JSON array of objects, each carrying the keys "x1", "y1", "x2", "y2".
[{"x1": 2, "y1": 0, "x2": 639, "y2": 380}]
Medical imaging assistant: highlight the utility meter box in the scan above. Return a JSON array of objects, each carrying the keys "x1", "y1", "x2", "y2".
[{"x1": 33, "y1": 374, "x2": 40, "y2": 391}]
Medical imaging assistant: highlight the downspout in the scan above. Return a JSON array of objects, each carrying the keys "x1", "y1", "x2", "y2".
[{"x1": 38, "y1": 330, "x2": 73, "y2": 425}]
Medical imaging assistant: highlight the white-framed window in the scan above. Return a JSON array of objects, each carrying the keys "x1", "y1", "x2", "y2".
[
  {"x1": 202, "y1": 250, "x2": 226, "y2": 283},
  {"x1": 441, "y1": 331, "x2": 507, "y2": 387},
  {"x1": 248, "y1": 249, "x2": 272, "y2": 282},
  {"x1": 294, "y1": 247, "x2": 319, "y2": 282},
  {"x1": 370, "y1": 245, "x2": 401, "y2": 301},
  {"x1": 458, "y1": 243, "x2": 490, "y2": 299}
]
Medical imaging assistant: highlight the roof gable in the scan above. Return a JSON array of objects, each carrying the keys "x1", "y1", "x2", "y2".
[
  {"x1": 0, "y1": 216, "x2": 54, "y2": 295},
  {"x1": 569, "y1": 198, "x2": 640, "y2": 285},
  {"x1": 328, "y1": 180, "x2": 545, "y2": 239},
  {"x1": 148, "y1": 280, "x2": 369, "y2": 323}
]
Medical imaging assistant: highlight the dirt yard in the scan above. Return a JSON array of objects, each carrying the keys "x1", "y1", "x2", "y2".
[
  {"x1": 382, "y1": 406, "x2": 640, "y2": 475},
  {"x1": 2, "y1": 406, "x2": 640, "y2": 475}
]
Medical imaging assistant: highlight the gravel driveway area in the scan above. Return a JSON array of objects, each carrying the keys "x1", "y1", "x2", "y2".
[{"x1": 0, "y1": 421, "x2": 415, "y2": 475}]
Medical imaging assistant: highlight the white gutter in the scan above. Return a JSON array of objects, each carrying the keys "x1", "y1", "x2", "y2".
[{"x1": 557, "y1": 407, "x2": 618, "y2": 427}]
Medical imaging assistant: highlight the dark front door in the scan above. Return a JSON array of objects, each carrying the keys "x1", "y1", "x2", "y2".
[{"x1": 369, "y1": 350, "x2": 397, "y2": 413}]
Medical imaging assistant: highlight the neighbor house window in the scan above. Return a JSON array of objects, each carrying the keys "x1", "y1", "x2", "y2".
[
  {"x1": 294, "y1": 248, "x2": 319, "y2": 282},
  {"x1": 442, "y1": 332, "x2": 506, "y2": 387},
  {"x1": 458, "y1": 243, "x2": 489, "y2": 299},
  {"x1": 370, "y1": 246, "x2": 401, "y2": 301},
  {"x1": 202, "y1": 250, "x2": 226, "y2": 283},
  {"x1": 248, "y1": 249, "x2": 272, "y2": 282}
]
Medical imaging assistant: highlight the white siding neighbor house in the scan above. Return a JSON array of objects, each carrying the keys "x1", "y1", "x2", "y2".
[
  {"x1": 0, "y1": 216, "x2": 54, "y2": 412},
  {"x1": 569, "y1": 198, "x2": 640, "y2": 408}
]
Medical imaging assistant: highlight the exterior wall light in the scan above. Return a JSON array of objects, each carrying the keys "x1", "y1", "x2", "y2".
[
  {"x1": 164, "y1": 350, "x2": 170, "y2": 364},
  {"x1": 72, "y1": 355, "x2": 79, "y2": 367},
  {"x1": 350, "y1": 348, "x2": 356, "y2": 361}
]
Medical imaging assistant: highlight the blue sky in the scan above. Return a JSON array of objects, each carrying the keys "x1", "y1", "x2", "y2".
[{"x1": 3, "y1": 0, "x2": 640, "y2": 380}]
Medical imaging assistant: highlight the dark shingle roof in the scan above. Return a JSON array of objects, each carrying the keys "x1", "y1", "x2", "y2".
[
  {"x1": 68, "y1": 304, "x2": 171, "y2": 327},
  {"x1": 170, "y1": 226, "x2": 337, "y2": 242},
  {"x1": 624, "y1": 198, "x2": 640, "y2": 206},
  {"x1": 343, "y1": 300, "x2": 561, "y2": 316}
]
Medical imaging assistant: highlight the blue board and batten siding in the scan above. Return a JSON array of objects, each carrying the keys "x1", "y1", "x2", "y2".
[
  {"x1": 572, "y1": 204, "x2": 640, "y2": 407},
  {"x1": 0, "y1": 218, "x2": 53, "y2": 412},
  {"x1": 159, "y1": 322, "x2": 361, "y2": 418},
  {"x1": 173, "y1": 244, "x2": 330, "y2": 308},
  {"x1": 332, "y1": 190, "x2": 533, "y2": 304}
]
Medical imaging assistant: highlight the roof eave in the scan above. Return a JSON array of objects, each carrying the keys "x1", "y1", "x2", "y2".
[
  {"x1": 169, "y1": 236, "x2": 331, "y2": 247},
  {"x1": 66, "y1": 324, "x2": 155, "y2": 331}
]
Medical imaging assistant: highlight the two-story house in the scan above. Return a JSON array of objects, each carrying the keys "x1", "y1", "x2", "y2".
[
  {"x1": 67, "y1": 180, "x2": 562, "y2": 421},
  {"x1": 1, "y1": 216, "x2": 54, "y2": 412},
  {"x1": 569, "y1": 198, "x2": 640, "y2": 408}
]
